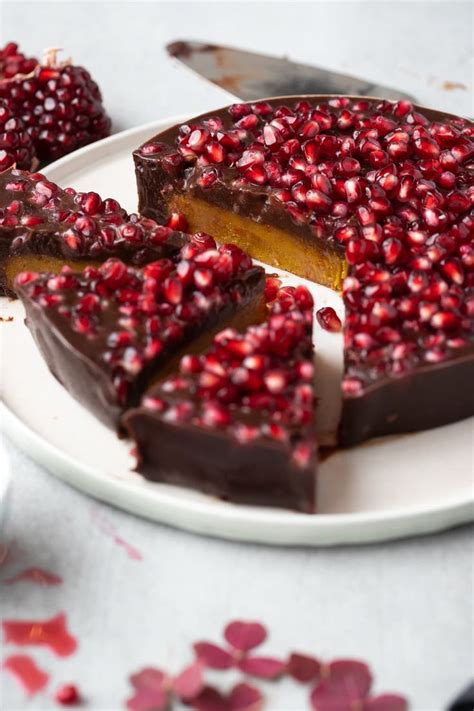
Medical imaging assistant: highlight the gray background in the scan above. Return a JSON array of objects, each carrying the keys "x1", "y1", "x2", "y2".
[{"x1": 1, "y1": 2, "x2": 473, "y2": 709}]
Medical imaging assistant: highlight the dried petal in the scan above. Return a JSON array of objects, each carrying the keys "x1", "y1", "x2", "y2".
[
  {"x1": 192, "y1": 686, "x2": 229, "y2": 711},
  {"x1": 365, "y1": 693, "x2": 408, "y2": 711},
  {"x1": 237, "y1": 655, "x2": 286, "y2": 679},
  {"x1": 310, "y1": 683, "x2": 352, "y2": 711},
  {"x1": 173, "y1": 661, "x2": 204, "y2": 702},
  {"x1": 229, "y1": 682, "x2": 264, "y2": 710},
  {"x1": 224, "y1": 620, "x2": 267, "y2": 652},
  {"x1": 127, "y1": 667, "x2": 169, "y2": 711},
  {"x1": 2, "y1": 613, "x2": 77, "y2": 656},
  {"x1": 194, "y1": 642, "x2": 234, "y2": 669},
  {"x1": 287, "y1": 652, "x2": 322, "y2": 683},
  {"x1": 328, "y1": 660, "x2": 373, "y2": 698},
  {"x1": 310, "y1": 659, "x2": 373, "y2": 710},
  {"x1": 3, "y1": 655, "x2": 49, "y2": 695}
]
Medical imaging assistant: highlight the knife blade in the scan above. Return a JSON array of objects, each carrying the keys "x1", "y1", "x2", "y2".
[{"x1": 166, "y1": 40, "x2": 416, "y2": 102}]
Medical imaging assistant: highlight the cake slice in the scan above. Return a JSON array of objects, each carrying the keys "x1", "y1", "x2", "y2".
[
  {"x1": 134, "y1": 96, "x2": 474, "y2": 446},
  {"x1": 124, "y1": 285, "x2": 317, "y2": 512},
  {"x1": 16, "y1": 238, "x2": 266, "y2": 429},
  {"x1": 0, "y1": 168, "x2": 187, "y2": 296}
]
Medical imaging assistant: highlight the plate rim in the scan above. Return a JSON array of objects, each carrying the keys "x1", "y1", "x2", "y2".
[
  {"x1": 2, "y1": 403, "x2": 473, "y2": 546},
  {"x1": 1, "y1": 118, "x2": 473, "y2": 546}
]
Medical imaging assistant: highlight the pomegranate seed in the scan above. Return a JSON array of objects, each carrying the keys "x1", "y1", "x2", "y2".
[
  {"x1": 54, "y1": 684, "x2": 80, "y2": 706},
  {"x1": 344, "y1": 177, "x2": 364, "y2": 202},
  {"x1": 413, "y1": 137, "x2": 440, "y2": 158},
  {"x1": 317, "y1": 307, "x2": 342, "y2": 332},
  {"x1": 342, "y1": 377, "x2": 364, "y2": 396},
  {"x1": 163, "y1": 277, "x2": 183, "y2": 304},
  {"x1": 166, "y1": 212, "x2": 189, "y2": 232},
  {"x1": 306, "y1": 189, "x2": 332, "y2": 211},
  {"x1": 441, "y1": 259, "x2": 464, "y2": 285},
  {"x1": 244, "y1": 163, "x2": 267, "y2": 185},
  {"x1": 202, "y1": 402, "x2": 231, "y2": 428},
  {"x1": 234, "y1": 424, "x2": 260, "y2": 443},
  {"x1": 205, "y1": 141, "x2": 225, "y2": 163},
  {"x1": 430, "y1": 311, "x2": 460, "y2": 330},
  {"x1": 197, "y1": 167, "x2": 219, "y2": 189},
  {"x1": 264, "y1": 369, "x2": 287, "y2": 394}
]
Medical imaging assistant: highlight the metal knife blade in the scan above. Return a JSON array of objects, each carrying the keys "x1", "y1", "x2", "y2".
[{"x1": 166, "y1": 40, "x2": 416, "y2": 102}]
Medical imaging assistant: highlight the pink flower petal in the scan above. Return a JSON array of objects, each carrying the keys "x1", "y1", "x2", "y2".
[
  {"x1": 238, "y1": 655, "x2": 286, "y2": 679},
  {"x1": 287, "y1": 652, "x2": 322, "y2": 683},
  {"x1": 310, "y1": 680, "x2": 355, "y2": 711},
  {"x1": 224, "y1": 621, "x2": 267, "y2": 652},
  {"x1": 229, "y1": 682, "x2": 264, "y2": 711},
  {"x1": 126, "y1": 688, "x2": 169, "y2": 711},
  {"x1": 3, "y1": 654, "x2": 49, "y2": 696},
  {"x1": 192, "y1": 686, "x2": 230, "y2": 711},
  {"x1": 194, "y1": 642, "x2": 234, "y2": 669},
  {"x1": 365, "y1": 694, "x2": 408, "y2": 711},
  {"x1": 130, "y1": 667, "x2": 167, "y2": 691},
  {"x1": 328, "y1": 659, "x2": 373, "y2": 698},
  {"x1": 127, "y1": 667, "x2": 169, "y2": 711},
  {"x1": 173, "y1": 661, "x2": 204, "y2": 701}
]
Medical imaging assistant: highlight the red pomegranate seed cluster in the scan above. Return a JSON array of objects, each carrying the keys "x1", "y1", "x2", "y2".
[
  {"x1": 17, "y1": 238, "x2": 259, "y2": 406},
  {"x1": 0, "y1": 43, "x2": 110, "y2": 164},
  {"x1": 0, "y1": 168, "x2": 184, "y2": 261},
  {"x1": 140, "y1": 98, "x2": 473, "y2": 391},
  {"x1": 0, "y1": 101, "x2": 37, "y2": 172},
  {"x1": 144, "y1": 285, "x2": 316, "y2": 466},
  {"x1": 0, "y1": 42, "x2": 38, "y2": 80}
]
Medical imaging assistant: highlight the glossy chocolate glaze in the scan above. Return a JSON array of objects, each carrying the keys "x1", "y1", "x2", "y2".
[
  {"x1": 134, "y1": 96, "x2": 474, "y2": 446},
  {"x1": 340, "y1": 347, "x2": 474, "y2": 445},
  {"x1": 124, "y1": 414, "x2": 316, "y2": 513}
]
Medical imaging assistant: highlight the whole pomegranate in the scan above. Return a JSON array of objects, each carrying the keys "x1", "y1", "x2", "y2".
[{"x1": 0, "y1": 43, "x2": 111, "y2": 166}]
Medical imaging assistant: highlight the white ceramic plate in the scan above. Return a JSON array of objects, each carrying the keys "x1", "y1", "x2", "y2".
[{"x1": 1, "y1": 118, "x2": 473, "y2": 546}]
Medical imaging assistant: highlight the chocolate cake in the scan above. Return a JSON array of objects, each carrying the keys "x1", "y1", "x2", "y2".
[
  {"x1": 16, "y1": 239, "x2": 266, "y2": 429},
  {"x1": 134, "y1": 96, "x2": 474, "y2": 445},
  {"x1": 0, "y1": 168, "x2": 187, "y2": 296},
  {"x1": 124, "y1": 285, "x2": 317, "y2": 512}
]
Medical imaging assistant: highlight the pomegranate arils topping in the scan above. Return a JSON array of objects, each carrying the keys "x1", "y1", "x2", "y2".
[
  {"x1": 150, "y1": 287, "x2": 315, "y2": 463},
  {"x1": 132, "y1": 97, "x2": 473, "y2": 412}
]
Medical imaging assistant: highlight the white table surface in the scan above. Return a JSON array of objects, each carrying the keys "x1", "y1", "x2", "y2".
[{"x1": 1, "y1": 2, "x2": 473, "y2": 709}]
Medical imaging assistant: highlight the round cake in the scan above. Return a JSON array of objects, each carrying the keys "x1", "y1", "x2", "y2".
[{"x1": 133, "y1": 95, "x2": 474, "y2": 445}]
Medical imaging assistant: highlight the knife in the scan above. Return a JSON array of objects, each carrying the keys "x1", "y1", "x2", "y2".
[{"x1": 166, "y1": 40, "x2": 416, "y2": 102}]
